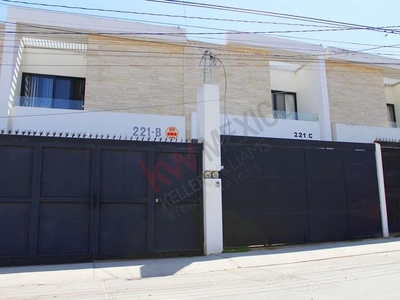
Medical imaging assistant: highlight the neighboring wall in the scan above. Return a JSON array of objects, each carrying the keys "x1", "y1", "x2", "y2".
[{"x1": 326, "y1": 61, "x2": 387, "y2": 127}]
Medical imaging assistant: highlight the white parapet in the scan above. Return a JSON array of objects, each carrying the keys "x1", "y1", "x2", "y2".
[
  {"x1": 333, "y1": 123, "x2": 400, "y2": 143},
  {"x1": 10, "y1": 106, "x2": 186, "y2": 140},
  {"x1": 191, "y1": 112, "x2": 321, "y2": 141}
]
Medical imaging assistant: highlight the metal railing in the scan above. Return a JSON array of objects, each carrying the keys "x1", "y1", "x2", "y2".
[
  {"x1": 389, "y1": 121, "x2": 400, "y2": 128},
  {"x1": 272, "y1": 110, "x2": 319, "y2": 122},
  {"x1": 18, "y1": 96, "x2": 83, "y2": 110}
]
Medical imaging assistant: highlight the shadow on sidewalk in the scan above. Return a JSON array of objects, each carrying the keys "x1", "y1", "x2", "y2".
[{"x1": 0, "y1": 237, "x2": 399, "y2": 279}]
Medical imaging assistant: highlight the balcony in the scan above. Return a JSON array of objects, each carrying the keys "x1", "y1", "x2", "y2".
[
  {"x1": 18, "y1": 96, "x2": 83, "y2": 110},
  {"x1": 272, "y1": 110, "x2": 319, "y2": 122}
]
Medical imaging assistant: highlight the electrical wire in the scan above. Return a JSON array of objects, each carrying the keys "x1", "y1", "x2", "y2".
[
  {"x1": 1, "y1": 24, "x2": 398, "y2": 60},
  {"x1": 0, "y1": 1, "x2": 399, "y2": 125},
  {"x1": 212, "y1": 54, "x2": 230, "y2": 144},
  {"x1": 0, "y1": 97, "x2": 223, "y2": 119},
  {"x1": 3, "y1": 15, "x2": 398, "y2": 54},
  {"x1": 0, "y1": 0, "x2": 363, "y2": 29},
  {"x1": 1, "y1": 0, "x2": 400, "y2": 61},
  {"x1": 0, "y1": 27, "x2": 368, "y2": 36},
  {"x1": 1, "y1": 13, "x2": 398, "y2": 60},
  {"x1": 146, "y1": 0, "x2": 400, "y2": 35}
]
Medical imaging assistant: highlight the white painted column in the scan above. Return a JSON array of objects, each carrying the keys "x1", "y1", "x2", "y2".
[
  {"x1": 317, "y1": 56, "x2": 332, "y2": 141},
  {"x1": 0, "y1": 22, "x2": 20, "y2": 130},
  {"x1": 375, "y1": 143, "x2": 389, "y2": 238},
  {"x1": 197, "y1": 84, "x2": 223, "y2": 255}
]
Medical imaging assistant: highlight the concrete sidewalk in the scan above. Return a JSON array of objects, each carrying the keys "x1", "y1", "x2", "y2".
[{"x1": 1, "y1": 237, "x2": 400, "y2": 299}]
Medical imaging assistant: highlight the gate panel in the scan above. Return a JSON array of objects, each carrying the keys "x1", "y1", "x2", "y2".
[
  {"x1": 222, "y1": 136, "x2": 381, "y2": 248},
  {"x1": 305, "y1": 149, "x2": 348, "y2": 242},
  {"x1": 343, "y1": 151, "x2": 381, "y2": 238},
  {"x1": 98, "y1": 204, "x2": 147, "y2": 255},
  {"x1": 38, "y1": 146, "x2": 93, "y2": 256},
  {"x1": 40, "y1": 147, "x2": 92, "y2": 198},
  {"x1": 386, "y1": 192, "x2": 400, "y2": 232},
  {"x1": 0, "y1": 145, "x2": 33, "y2": 256},
  {"x1": 97, "y1": 149, "x2": 149, "y2": 255},
  {"x1": 0, "y1": 135, "x2": 203, "y2": 265},
  {"x1": 222, "y1": 176, "x2": 266, "y2": 247},
  {"x1": 222, "y1": 144, "x2": 265, "y2": 247},
  {"x1": 264, "y1": 146, "x2": 308, "y2": 244},
  {"x1": 38, "y1": 203, "x2": 90, "y2": 255},
  {"x1": 154, "y1": 151, "x2": 202, "y2": 252},
  {"x1": 0, "y1": 203, "x2": 30, "y2": 256}
]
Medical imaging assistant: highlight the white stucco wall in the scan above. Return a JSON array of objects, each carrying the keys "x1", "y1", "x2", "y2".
[
  {"x1": 10, "y1": 106, "x2": 186, "y2": 139},
  {"x1": 332, "y1": 123, "x2": 400, "y2": 143},
  {"x1": 269, "y1": 66, "x2": 321, "y2": 119},
  {"x1": 191, "y1": 112, "x2": 320, "y2": 141},
  {"x1": 385, "y1": 85, "x2": 395, "y2": 104},
  {"x1": 20, "y1": 48, "x2": 87, "y2": 78},
  {"x1": 270, "y1": 69, "x2": 296, "y2": 93},
  {"x1": 296, "y1": 64, "x2": 321, "y2": 116}
]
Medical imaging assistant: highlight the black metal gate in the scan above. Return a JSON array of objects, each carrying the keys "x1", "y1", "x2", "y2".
[
  {"x1": 222, "y1": 136, "x2": 382, "y2": 247},
  {"x1": 0, "y1": 135, "x2": 203, "y2": 266},
  {"x1": 381, "y1": 144, "x2": 400, "y2": 233}
]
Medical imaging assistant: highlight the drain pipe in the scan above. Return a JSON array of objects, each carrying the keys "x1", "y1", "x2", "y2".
[{"x1": 375, "y1": 142, "x2": 389, "y2": 238}]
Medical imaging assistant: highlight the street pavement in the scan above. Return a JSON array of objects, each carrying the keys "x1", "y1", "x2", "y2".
[{"x1": 1, "y1": 238, "x2": 400, "y2": 299}]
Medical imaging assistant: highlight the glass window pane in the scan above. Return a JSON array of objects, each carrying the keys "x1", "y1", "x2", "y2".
[
  {"x1": 284, "y1": 94, "x2": 296, "y2": 112},
  {"x1": 24, "y1": 76, "x2": 53, "y2": 108},
  {"x1": 387, "y1": 104, "x2": 396, "y2": 123},
  {"x1": 72, "y1": 78, "x2": 85, "y2": 101},
  {"x1": 54, "y1": 78, "x2": 72, "y2": 100},
  {"x1": 275, "y1": 94, "x2": 285, "y2": 111}
]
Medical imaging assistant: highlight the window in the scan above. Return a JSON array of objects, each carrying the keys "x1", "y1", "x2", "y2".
[
  {"x1": 20, "y1": 73, "x2": 85, "y2": 110},
  {"x1": 387, "y1": 104, "x2": 397, "y2": 127},
  {"x1": 272, "y1": 91, "x2": 297, "y2": 120}
]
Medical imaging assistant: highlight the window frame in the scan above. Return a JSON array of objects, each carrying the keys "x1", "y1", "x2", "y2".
[
  {"x1": 271, "y1": 90, "x2": 298, "y2": 113},
  {"x1": 20, "y1": 72, "x2": 86, "y2": 109},
  {"x1": 387, "y1": 103, "x2": 396, "y2": 123}
]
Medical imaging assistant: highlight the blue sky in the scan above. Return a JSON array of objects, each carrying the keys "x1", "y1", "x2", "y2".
[{"x1": 0, "y1": 0, "x2": 400, "y2": 56}]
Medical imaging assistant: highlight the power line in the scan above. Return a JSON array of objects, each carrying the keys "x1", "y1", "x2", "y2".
[
  {"x1": 146, "y1": 0, "x2": 400, "y2": 36},
  {"x1": 1, "y1": 13, "x2": 400, "y2": 69},
  {"x1": 0, "y1": 0, "x2": 353, "y2": 29},
  {"x1": 2, "y1": 0, "x2": 400, "y2": 60},
  {"x1": 3, "y1": 22, "x2": 374, "y2": 55},
  {"x1": 0, "y1": 6, "x2": 396, "y2": 58},
  {"x1": 0, "y1": 96, "x2": 241, "y2": 119},
  {"x1": 0, "y1": 27, "x2": 365, "y2": 36},
  {"x1": 0, "y1": 20, "x2": 334, "y2": 58}
]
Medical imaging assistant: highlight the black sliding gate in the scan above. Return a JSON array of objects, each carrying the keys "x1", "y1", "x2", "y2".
[
  {"x1": 222, "y1": 136, "x2": 382, "y2": 247},
  {"x1": 381, "y1": 143, "x2": 400, "y2": 233},
  {"x1": 0, "y1": 135, "x2": 203, "y2": 266}
]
